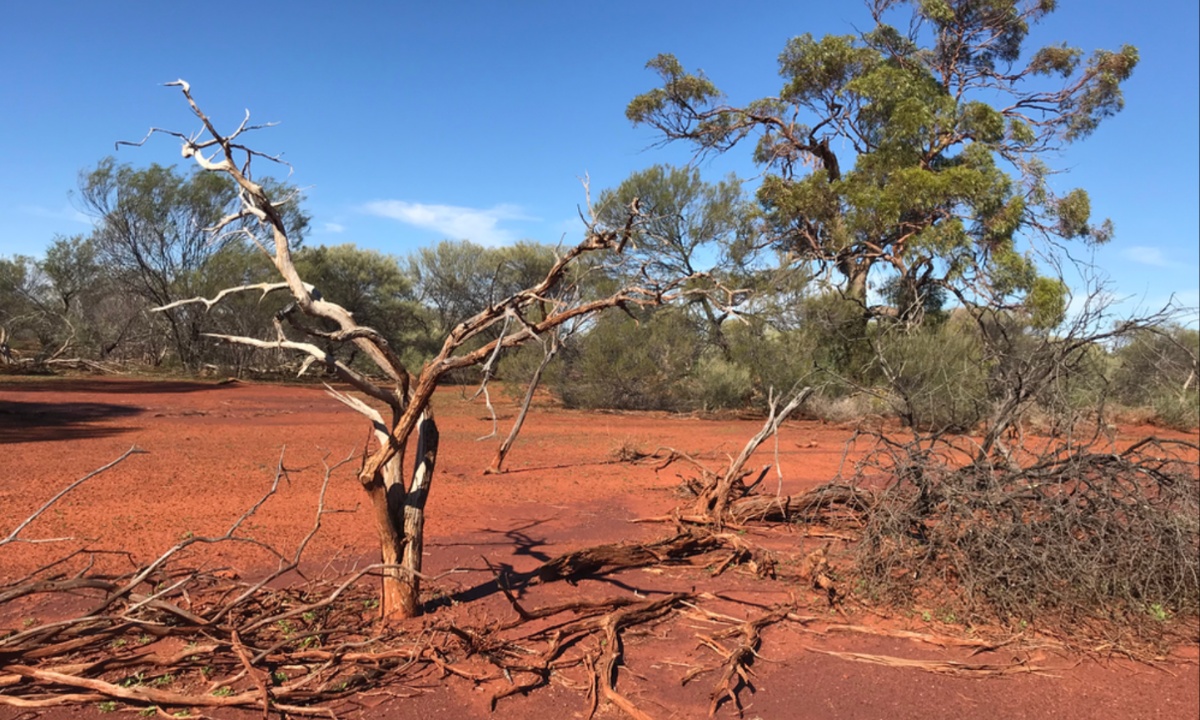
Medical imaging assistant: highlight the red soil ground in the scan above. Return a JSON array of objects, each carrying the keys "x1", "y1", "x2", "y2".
[{"x1": 1, "y1": 376, "x2": 1197, "y2": 719}]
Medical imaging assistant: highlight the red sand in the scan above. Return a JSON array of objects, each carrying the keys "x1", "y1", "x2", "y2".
[{"x1": 1, "y1": 377, "x2": 1197, "y2": 719}]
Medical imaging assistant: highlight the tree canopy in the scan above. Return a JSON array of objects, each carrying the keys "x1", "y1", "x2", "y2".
[{"x1": 627, "y1": 0, "x2": 1137, "y2": 325}]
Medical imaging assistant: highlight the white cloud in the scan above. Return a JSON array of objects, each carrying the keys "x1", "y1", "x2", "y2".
[
  {"x1": 362, "y1": 200, "x2": 532, "y2": 247},
  {"x1": 19, "y1": 204, "x2": 92, "y2": 225},
  {"x1": 321, "y1": 222, "x2": 345, "y2": 234},
  {"x1": 1123, "y1": 245, "x2": 1168, "y2": 267}
]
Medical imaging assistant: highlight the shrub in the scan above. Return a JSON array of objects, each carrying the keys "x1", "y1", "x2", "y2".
[
  {"x1": 559, "y1": 308, "x2": 702, "y2": 411},
  {"x1": 690, "y1": 353, "x2": 753, "y2": 410},
  {"x1": 875, "y1": 321, "x2": 989, "y2": 433},
  {"x1": 1112, "y1": 326, "x2": 1199, "y2": 429}
]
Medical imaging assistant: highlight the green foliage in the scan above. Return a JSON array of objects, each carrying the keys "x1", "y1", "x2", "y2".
[
  {"x1": 0, "y1": 255, "x2": 48, "y2": 354},
  {"x1": 559, "y1": 308, "x2": 703, "y2": 412},
  {"x1": 726, "y1": 322, "x2": 817, "y2": 405},
  {"x1": 626, "y1": 54, "x2": 722, "y2": 127},
  {"x1": 1112, "y1": 326, "x2": 1200, "y2": 429},
  {"x1": 596, "y1": 165, "x2": 748, "y2": 281},
  {"x1": 75, "y1": 157, "x2": 309, "y2": 369},
  {"x1": 629, "y1": 0, "x2": 1138, "y2": 320},
  {"x1": 1025, "y1": 276, "x2": 1068, "y2": 330},
  {"x1": 877, "y1": 320, "x2": 989, "y2": 433},
  {"x1": 41, "y1": 235, "x2": 100, "y2": 312},
  {"x1": 296, "y1": 244, "x2": 437, "y2": 370},
  {"x1": 596, "y1": 165, "x2": 753, "y2": 357},
  {"x1": 691, "y1": 353, "x2": 753, "y2": 410},
  {"x1": 408, "y1": 239, "x2": 559, "y2": 333}
]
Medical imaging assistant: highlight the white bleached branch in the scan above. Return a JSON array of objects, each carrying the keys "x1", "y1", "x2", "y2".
[{"x1": 152, "y1": 283, "x2": 315, "y2": 313}]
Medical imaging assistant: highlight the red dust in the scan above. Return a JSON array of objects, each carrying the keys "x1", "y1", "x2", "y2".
[{"x1": 1, "y1": 376, "x2": 1197, "y2": 719}]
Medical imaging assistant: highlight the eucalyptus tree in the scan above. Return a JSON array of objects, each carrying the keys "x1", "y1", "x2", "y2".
[
  {"x1": 628, "y1": 0, "x2": 1136, "y2": 326},
  {"x1": 78, "y1": 158, "x2": 309, "y2": 368},
  {"x1": 408, "y1": 240, "x2": 560, "y2": 335},
  {"x1": 595, "y1": 165, "x2": 752, "y2": 357}
]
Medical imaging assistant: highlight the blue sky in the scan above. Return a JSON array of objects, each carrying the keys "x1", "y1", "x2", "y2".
[{"x1": 2, "y1": 1, "x2": 1196, "y2": 320}]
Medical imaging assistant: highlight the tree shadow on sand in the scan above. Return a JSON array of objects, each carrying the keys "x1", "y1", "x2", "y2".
[
  {"x1": 423, "y1": 519, "x2": 711, "y2": 614},
  {"x1": 0, "y1": 400, "x2": 144, "y2": 443},
  {"x1": 0, "y1": 378, "x2": 236, "y2": 395}
]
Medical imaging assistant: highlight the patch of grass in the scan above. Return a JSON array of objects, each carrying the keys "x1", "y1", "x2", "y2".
[{"x1": 98, "y1": 701, "x2": 118, "y2": 713}]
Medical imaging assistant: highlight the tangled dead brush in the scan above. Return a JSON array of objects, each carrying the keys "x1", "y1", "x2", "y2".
[{"x1": 851, "y1": 433, "x2": 1200, "y2": 637}]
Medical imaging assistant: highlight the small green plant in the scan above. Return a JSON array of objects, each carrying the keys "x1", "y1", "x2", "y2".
[
  {"x1": 138, "y1": 634, "x2": 152, "y2": 645},
  {"x1": 276, "y1": 619, "x2": 295, "y2": 637},
  {"x1": 273, "y1": 671, "x2": 288, "y2": 685},
  {"x1": 212, "y1": 687, "x2": 233, "y2": 697},
  {"x1": 138, "y1": 707, "x2": 157, "y2": 717},
  {"x1": 21, "y1": 617, "x2": 36, "y2": 628},
  {"x1": 362, "y1": 598, "x2": 379, "y2": 610},
  {"x1": 920, "y1": 610, "x2": 932, "y2": 623},
  {"x1": 298, "y1": 635, "x2": 319, "y2": 649},
  {"x1": 121, "y1": 673, "x2": 145, "y2": 688},
  {"x1": 200, "y1": 666, "x2": 214, "y2": 679},
  {"x1": 302, "y1": 611, "x2": 317, "y2": 623},
  {"x1": 1148, "y1": 603, "x2": 1171, "y2": 622},
  {"x1": 173, "y1": 711, "x2": 191, "y2": 718},
  {"x1": 98, "y1": 701, "x2": 119, "y2": 713},
  {"x1": 110, "y1": 638, "x2": 128, "y2": 649},
  {"x1": 154, "y1": 674, "x2": 175, "y2": 687}
]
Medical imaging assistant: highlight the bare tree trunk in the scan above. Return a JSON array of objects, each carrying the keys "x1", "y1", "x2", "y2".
[
  {"x1": 394, "y1": 413, "x2": 438, "y2": 617},
  {"x1": 367, "y1": 452, "x2": 409, "y2": 619},
  {"x1": 140, "y1": 80, "x2": 688, "y2": 624},
  {"x1": 703, "y1": 387, "x2": 811, "y2": 523},
  {"x1": 486, "y1": 336, "x2": 558, "y2": 474}
]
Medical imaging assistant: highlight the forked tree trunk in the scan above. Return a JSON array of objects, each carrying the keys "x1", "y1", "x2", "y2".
[
  {"x1": 702, "y1": 387, "x2": 811, "y2": 524},
  {"x1": 395, "y1": 414, "x2": 438, "y2": 617},
  {"x1": 362, "y1": 412, "x2": 440, "y2": 619},
  {"x1": 362, "y1": 410, "x2": 444, "y2": 619},
  {"x1": 368, "y1": 449, "x2": 409, "y2": 619}
]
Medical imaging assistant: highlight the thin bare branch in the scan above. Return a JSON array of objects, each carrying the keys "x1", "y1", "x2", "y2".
[{"x1": 1, "y1": 446, "x2": 147, "y2": 547}]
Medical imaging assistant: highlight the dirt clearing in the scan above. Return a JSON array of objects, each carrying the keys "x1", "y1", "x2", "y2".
[{"x1": 2, "y1": 377, "x2": 1196, "y2": 719}]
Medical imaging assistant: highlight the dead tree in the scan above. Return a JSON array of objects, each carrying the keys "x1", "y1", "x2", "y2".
[
  {"x1": 485, "y1": 321, "x2": 569, "y2": 474},
  {"x1": 135, "y1": 80, "x2": 709, "y2": 619}
]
